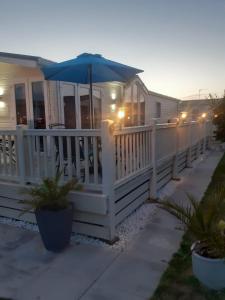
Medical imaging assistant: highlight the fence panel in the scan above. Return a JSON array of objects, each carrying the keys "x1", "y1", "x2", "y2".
[
  {"x1": 178, "y1": 123, "x2": 189, "y2": 151},
  {"x1": 114, "y1": 126, "x2": 152, "y2": 182},
  {"x1": 23, "y1": 129, "x2": 102, "y2": 189},
  {"x1": 0, "y1": 130, "x2": 18, "y2": 180},
  {"x1": 155, "y1": 124, "x2": 177, "y2": 161}
]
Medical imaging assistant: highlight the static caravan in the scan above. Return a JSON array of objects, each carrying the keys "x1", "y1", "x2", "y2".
[
  {"x1": 149, "y1": 90, "x2": 180, "y2": 123},
  {"x1": 0, "y1": 52, "x2": 152, "y2": 131},
  {"x1": 0, "y1": 52, "x2": 212, "y2": 242},
  {"x1": 180, "y1": 99, "x2": 213, "y2": 121}
]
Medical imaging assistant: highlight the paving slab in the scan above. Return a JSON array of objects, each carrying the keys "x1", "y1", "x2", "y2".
[
  {"x1": 81, "y1": 150, "x2": 223, "y2": 300},
  {"x1": 0, "y1": 150, "x2": 222, "y2": 300}
]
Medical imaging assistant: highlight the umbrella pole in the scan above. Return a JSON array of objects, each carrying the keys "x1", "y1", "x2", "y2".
[{"x1": 89, "y1": 64, "x2": 94, "y2": 129}]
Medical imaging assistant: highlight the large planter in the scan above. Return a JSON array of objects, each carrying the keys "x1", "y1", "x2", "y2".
[
  {"x1": 192, "y1": 248, "x2": 225, "y2": 290},
  {"x1": 35, "y1": 205, "x2": 73, "y2": 252}
]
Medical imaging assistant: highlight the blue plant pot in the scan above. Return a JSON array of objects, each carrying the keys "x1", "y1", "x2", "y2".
[
  {"x1": 35, "y1": 205, "x2": 73, "y2": 252},
  {"x1": 192, "y1": 247, "x2": 225, "y2": 290}
]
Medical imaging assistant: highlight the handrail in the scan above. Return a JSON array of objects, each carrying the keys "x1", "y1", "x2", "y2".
[
  {"x1": 24, "y1": 129, "x2": 101, "y2": 137},
  {"x1": 114, "y1": 125, "x2": 152, "y2": 135}
]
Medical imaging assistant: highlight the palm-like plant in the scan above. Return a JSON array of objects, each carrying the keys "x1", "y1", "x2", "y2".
[
  {"x1": 156, "y1": 187, "x2": 225, "y2": 258},
  {"x1": 20, "y1": 172, "x2": 82, "y2": 213}
]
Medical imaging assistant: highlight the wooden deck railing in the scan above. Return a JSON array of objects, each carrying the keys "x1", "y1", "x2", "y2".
[{"x1": 0, "y1": 119, "x2": 212, "y2": 192}]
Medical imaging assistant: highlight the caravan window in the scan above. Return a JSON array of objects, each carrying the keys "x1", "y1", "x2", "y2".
[
  {"x1": 156, "y1": 102, "x2": 161, "y2": 118},
  {"x1": 140, "y1": 93, "x2": 145, "y2": 125},
  {"x1": 15, "y1": 83, "x2": 27, "y2": 125},
  {"x1": 32, "y1": 81, "x2": 46, "y2": 129}
]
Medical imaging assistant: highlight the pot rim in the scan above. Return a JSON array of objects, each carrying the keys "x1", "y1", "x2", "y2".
[
  {"x1": 35, "y1": 202, "x2": 74, "y2": 213},
  {"x1": 191, "y1": 242, "x2": 225, "y2": 262}
]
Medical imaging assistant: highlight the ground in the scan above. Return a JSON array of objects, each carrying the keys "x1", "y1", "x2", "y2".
[
  {"x1": 0, "y1": 149, "x2": 222, "y2": 300},
  {"x1": 151, "y1": 152, "x2": 225, "y2": 300}
]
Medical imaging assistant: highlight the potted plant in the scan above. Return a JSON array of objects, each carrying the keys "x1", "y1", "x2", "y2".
[
  {"x1": 20, "y1": 172, "x2": 81, "y2": 252},
  {"x1": 156, "y1": 189, "x2": 225, "y2": 290}
]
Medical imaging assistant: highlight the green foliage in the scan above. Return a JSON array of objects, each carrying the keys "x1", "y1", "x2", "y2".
[
  {"x1": 20, "y1": 172, "x2": 82, "y2": 213},
  {"x1": 151, "y1": 154, "x2": 225, "y2": 300},
  {"x1": 211, "y1": 95, "x2": 225, "y2": 142},
  {"x1": 157, "y1": 189, "x2": 225, "y2": 258}
]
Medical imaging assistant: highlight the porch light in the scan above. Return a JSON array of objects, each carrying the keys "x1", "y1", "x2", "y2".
[
  {"x1": 117, "y1": 108, "x2": 125, "y2": 120},
  {"x1": 0, "y1": 87, "x2": 4, "y2": 96},
  {"x1": 0, "y1": 101, "x2": 6, "y2": 109},
  {"x1": 111, "y1": 91, "x2": 117, "y2": 100}
]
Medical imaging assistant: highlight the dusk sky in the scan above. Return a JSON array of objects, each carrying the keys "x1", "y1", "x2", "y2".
[{"x1": 0, "y1": 0, "x2": 225, "y2": 99}]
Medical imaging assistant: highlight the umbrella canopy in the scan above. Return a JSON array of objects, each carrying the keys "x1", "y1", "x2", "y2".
[
  {"x1": 42, "y1": 53, "x2": 143, "y2": 83},
  {"x1": 42, "y1": 53, "x2": 143, "y2": 128}
]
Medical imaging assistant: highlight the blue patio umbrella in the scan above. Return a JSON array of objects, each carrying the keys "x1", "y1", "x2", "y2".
[{"x1": 42, "y1": 53, "x2": 143, "y2": 128}]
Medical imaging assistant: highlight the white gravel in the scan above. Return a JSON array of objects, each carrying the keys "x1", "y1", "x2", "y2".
[{"x1": 0, "y1": 203, "x2": 158, "y2": 252}]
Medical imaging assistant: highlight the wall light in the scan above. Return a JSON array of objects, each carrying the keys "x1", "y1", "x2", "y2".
[
  {"x1": 214, "y1": 114, "x2": 218, "y2": 118},
  {"x1": 111, "y1": 91, "x2": 117, "y2": 100},
  {"x1": 201, "y1": 112, "x2": 207, "y2": 119},
  {"x1": 180, "y1": 112, "x2": 187, "y2": 120},
  {"x1": 0, "y1": 87, "x2": 4, "y2": 96},
  {"x1": 117, "y1": 108, "x2": 125, "y2": 120},
  {"x1": 0, "y1": 101, "x2": 6, "y2": 109}
]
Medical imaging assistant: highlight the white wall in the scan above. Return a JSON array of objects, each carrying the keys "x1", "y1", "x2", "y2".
[
  {"x1": 0, "y1": 61, "x2": 181, "y2": 129},
  {"x1": 0, "y1": 61, "x2": 59, "y2": 129},
  {"x1": 149, "y1": 91, "x2": 180, "y2": 123}
]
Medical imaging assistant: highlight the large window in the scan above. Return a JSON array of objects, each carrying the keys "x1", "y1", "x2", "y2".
[
  {"x1": 32, "y1": 81, "x2": 46, "y2": 129},
  {"x1": 140, "y1": 94, "x2": 145, "y2": 125},
  {"x1": 62, "y1": 84, "x2": 76, "y2": 128},
  {"x1": 124, "y1": 86, "x2": 132, "y2": 127},
  {"x1": 124, "y1": 83, "x2": 146, "y2": 126},
  {"x1": 93, "y1": 90, "x2": 101, "y2": 129},
  {"x1": 15, "y1": 83, "x2": 27, "y2": 125},
  {"x1": 80, "y1": 87, "x2": 101, "y2": 129}
]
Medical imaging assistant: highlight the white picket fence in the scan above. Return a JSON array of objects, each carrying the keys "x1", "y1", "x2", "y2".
[{"x1": 0, "y1": 119, "x2": 212, "y2": 242}]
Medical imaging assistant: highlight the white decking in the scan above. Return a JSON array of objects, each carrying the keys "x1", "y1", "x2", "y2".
[{"x1": 0, "y1": 120, "x2": 212, "y2": 242}]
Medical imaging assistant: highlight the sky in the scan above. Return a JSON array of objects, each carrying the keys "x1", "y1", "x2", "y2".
[{"x1": 0, "y1": 0, "x2": 225, "y2": 99}]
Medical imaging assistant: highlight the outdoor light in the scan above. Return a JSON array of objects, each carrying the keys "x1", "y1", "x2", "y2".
[
  {"x1": 0, "y1": 101, "x2": 6, "y2": 109},
  {"x1": 180, "y1": 112, "x2": 187, "y2": 120},
  {"x1": 110, "y1": 103, "x2": 116, "y2": 112},
  {"x1": 117, "y1": 108, "x2": 125, "y2": 120},
  {"x1": 111, "y1": 91, "x2": 117, "y2": 100},
  {"x1": 0, "y1": 87, "x2": 4, "y2": 96},
  {"x1": 201, "y1": 112, "x2": 207, "y2": 119}
]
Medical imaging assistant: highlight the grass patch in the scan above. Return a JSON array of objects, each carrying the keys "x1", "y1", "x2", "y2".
[{"x1": 151, "y1": 153, "x2": 225, "y2": 300}]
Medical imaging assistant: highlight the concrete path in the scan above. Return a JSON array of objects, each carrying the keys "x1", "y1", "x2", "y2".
[{"x1": 0, "y1": 150, "x2": 223, "y2": 300}]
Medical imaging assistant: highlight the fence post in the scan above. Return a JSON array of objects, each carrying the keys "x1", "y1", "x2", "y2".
[
  {"x1": 202, "y1": 120, "x2": 207, "y2": 154},
  {"x1": 16, "y1": 125, "x2": 25, "y2": 185},
  {"x1": 101, "y1": 119, "x2": 117, "y2": 243},
  {"x1": 207, "y1": 121, "x2": 214, "y2": 150},
  {"x1": 149, "y1": 120, "x2": 157, "y2": 199},
  {"x1": 172, "y1": 122, "x2": 180, "y2": 180},
  {"x1": 196, "y1": 121, "x2": 202, "y2": 158},
  {"x1": 186, "y1": 121, "x2": 193, "y2": 168}
]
